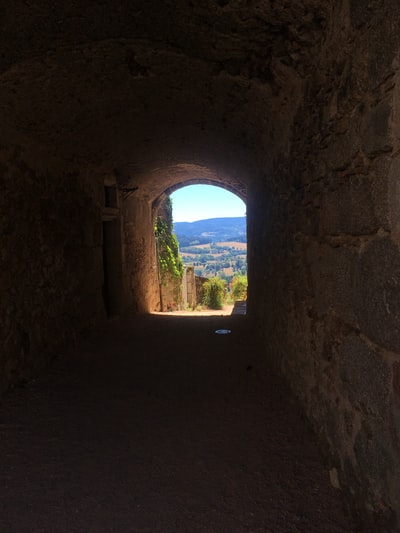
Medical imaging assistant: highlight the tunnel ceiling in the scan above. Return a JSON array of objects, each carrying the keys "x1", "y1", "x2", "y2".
[{"x1": 0, "y1": 1, "x2": 329, "y2": 197}]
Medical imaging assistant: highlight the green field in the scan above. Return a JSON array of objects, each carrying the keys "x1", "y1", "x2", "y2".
[{"x1": 180, "y1": 241, "x2": 247, "y2": 281}]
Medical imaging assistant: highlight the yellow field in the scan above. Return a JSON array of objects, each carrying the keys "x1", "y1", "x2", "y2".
[
  {"x1": 217, "y1": 241, "x2": 247, "y2": 250},
  {"x1": 182, "y1": 241, "x2": 247, "y2": 251},
  {"x1": 188, "y1": 243, "x2": 213, "y2": 249}
]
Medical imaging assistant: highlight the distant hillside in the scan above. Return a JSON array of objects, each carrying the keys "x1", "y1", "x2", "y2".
[{"x1": 173, "y1": 217, "x2": 246, "y2": 246}]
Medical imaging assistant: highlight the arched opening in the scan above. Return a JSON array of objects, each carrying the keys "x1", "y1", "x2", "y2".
[
  {"x1": 146, "y1": 172, "x2": 248, "y2": 314},
  {"x1": 119, "y1": 162, "x2": 250, "y2": 314},
  {"x1": 166, "y1": 184, "x2": 247, "y2": 313}
]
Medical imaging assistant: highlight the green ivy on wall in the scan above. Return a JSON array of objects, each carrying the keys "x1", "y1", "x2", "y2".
[{"x1": 155, "y1": 198, "x2": 184, "y2": 282}]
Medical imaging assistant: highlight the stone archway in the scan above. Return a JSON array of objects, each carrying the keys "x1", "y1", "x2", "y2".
[{"x1": 119, "y1": 162, "x2": 249, "y2": 313}]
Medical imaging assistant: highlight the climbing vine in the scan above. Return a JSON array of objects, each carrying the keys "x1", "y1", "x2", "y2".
[{"x1": 155, "y1": 198, "x2": 184, "y2": 282}]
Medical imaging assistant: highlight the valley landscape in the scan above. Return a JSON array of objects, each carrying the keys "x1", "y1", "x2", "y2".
[{"x1": 173, "y1": 217, "x2": 247, "y2": 280}]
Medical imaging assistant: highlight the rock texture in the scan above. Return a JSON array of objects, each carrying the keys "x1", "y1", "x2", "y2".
[
  {"x1": 246, "y1": 2, "x2": 400, "y2": 530},
  {"x1": 0, "y1": 146, "x2": 105, "y2": 390},
  {"x1": 1, "y1": 1, "x2": 400, "y2": 530}
]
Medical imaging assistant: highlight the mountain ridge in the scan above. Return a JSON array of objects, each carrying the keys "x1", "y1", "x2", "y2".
[{"x1": 173, "y1": 216, "x2": 246, "y2": 246}]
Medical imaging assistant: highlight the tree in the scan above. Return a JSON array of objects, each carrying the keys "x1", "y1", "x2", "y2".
[
  {"x1": 231, "y1": 274, "x2": 247, "y2": 301},
  {"x1": 202, "y1": 277, "x2": 226, "y2": 309}
]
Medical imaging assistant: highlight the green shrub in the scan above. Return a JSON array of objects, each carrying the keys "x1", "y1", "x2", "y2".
[
  {"x1": 231, "y1": 274, "x2": 247, "y2": 301},
  {"x1": 202, "y1": 277, "x2": 226, "y2": 309}
]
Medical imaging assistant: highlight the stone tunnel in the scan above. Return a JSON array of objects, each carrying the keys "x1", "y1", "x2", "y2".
[{"x1": 1, "y1": 1, "x2": 400, "y2": 530}]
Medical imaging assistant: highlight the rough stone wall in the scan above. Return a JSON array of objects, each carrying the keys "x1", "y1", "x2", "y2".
[
  {"x1": 159, "y1": 274, "x2": 183, "y2": 312},
  {"x1": 122, "y1": 194, "x2": 160, "y2": 313},
  {"x1": 249, "y1": 2, "x2": 400, "y2": 530},
  {"x1": 0, "y1": 146, "x2": 105, "y2": 392},
  {"x1": 0, "y1": 144, "x2": 160, "y2": 391},
  {"x1": 182, "y1": 267, "x2": 196, "y2": 309}
]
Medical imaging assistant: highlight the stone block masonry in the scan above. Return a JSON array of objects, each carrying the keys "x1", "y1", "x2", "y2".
[
  {"x1": 247, "y1": 3, "x2": 400, "y2": 530},
  {"x1": 0, "y1": 147, "x2": 105, "y2": 392}
]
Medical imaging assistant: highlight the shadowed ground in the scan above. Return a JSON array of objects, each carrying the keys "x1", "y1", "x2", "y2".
[{"x1": 0, "y1": 315, "x2": 351, "y2": 532}]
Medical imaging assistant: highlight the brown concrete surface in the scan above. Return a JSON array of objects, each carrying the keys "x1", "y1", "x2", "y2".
[{"x1": 0, "y1": 315, "x2": 351, "y2": 532}]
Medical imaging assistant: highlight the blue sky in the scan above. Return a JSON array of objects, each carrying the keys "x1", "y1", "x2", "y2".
[{"x1": 170, "y1": 185, "x2": 246, "y2": 223}]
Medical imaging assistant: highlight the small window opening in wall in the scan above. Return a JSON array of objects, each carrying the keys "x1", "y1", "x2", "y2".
[{"x1": 104, "y1": 185, "x2": 118, "y2": 208}]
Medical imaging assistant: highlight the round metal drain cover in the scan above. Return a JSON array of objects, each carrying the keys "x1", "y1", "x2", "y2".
[{"x1": 215, "y1": 329, "x2": 231, "y2": 334}]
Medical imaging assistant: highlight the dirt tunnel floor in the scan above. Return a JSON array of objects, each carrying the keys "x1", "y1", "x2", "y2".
[{"x1": 0, "y1": 315, "x2": 351, "y2": 532}]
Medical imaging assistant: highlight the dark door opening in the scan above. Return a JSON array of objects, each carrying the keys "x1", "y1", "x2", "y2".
[{"x1": 102, "y1": 219, "x2": 123, "y2": 317}]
